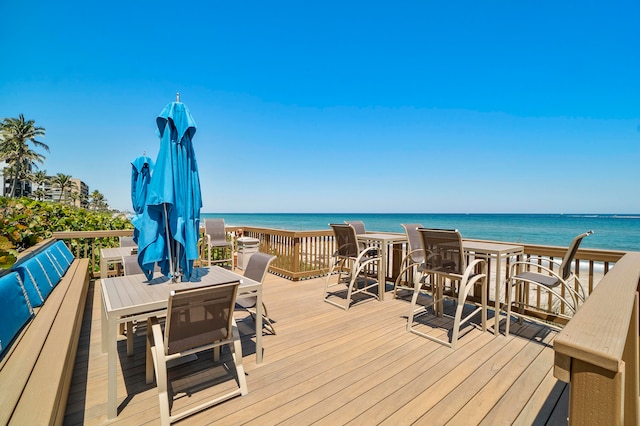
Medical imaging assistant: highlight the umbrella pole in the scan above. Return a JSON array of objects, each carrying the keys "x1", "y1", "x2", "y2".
[{"x1": 163, "y1": 203, "x2": 178, "y2": 282}]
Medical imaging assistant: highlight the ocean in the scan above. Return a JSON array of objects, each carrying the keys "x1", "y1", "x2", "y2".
[{"x1": 200, "y1": 213, "x2": 640, "y2": 252}]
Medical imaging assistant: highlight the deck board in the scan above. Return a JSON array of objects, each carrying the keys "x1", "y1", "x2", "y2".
[{"x1": 64, "y1": 273, "x2": 567, "y2": 425}]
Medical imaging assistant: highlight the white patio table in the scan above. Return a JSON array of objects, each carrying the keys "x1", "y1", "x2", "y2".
[
  {"x1": 462, "y1": 240, "x2": 524, "y2": 335},
  {"x1": 101, "y1": 266, "x2": 262, "y2": 419},
  {"x1": 356, "y1": 232, "x2": 408, "y2": 301},
  {"x1": 100, "y1": 246, "x2": 137, "y2": 279}
]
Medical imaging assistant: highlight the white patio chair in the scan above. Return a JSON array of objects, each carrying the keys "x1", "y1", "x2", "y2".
[
  {"x1": 236, "y1": 251, "x2": 278, "y2": 334},
  {"x1": 408, "y1": 228, "x2": 487, "y2": 349},
  {"x1": 505, "y1": 230, "x2": 593, "y2": 335},
  {"x1": 146, "y1": 282, "x2": 248, "y2": 425},
  {"x1": 324, "y1": 223, "x2": 381, "y2": 310},
  {"x1": 204, "y1": 218, "x2": 234, "y2": 268},
  {"x1": 393, "y1": 223, "x2": 428, "y2": 298}
]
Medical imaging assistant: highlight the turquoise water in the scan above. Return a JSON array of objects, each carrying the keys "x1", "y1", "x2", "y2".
[{"x1": 200, "y1": 213, "x2": 640, "y2": 252}]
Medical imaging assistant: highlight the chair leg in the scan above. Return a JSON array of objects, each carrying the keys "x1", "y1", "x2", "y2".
[
  {"x1": 231, "y1": 325, "x2": 248, "y2": 396},
  {"x1": 451, "y1": 302, "x2": 466, "y2": 350},
  {"x1": 260, "y1": 303, "x2": 276, "y2": 334},
  {"x1": 506, "y1": 281, "x2": 513, "y2": 336},
  {"x1": 324, "y1": 259, "x2": 350, "y2": 310},
  {"x1": 407, "y1": 282, "x2": 422, "y2": 332}
]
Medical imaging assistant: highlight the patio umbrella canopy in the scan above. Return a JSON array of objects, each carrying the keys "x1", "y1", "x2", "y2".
[
  {"x1": 137, "y1": 99, "x2": 203, "y2": 281},
  {"x1": 130, "y1": 154, "x2": 153, "y2": 243}
]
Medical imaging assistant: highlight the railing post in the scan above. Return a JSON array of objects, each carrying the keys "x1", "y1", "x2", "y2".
[
  {"x1": 293, "y1": 235, "x2": 301, "y2": 276},
  {"x1": 622, "y1": 292, "x2": 639, "y2": 424},
  {"x1": 568, "y1": 358, "x2": 624, "y2": 425},
  {"x1": 554, "y1": 252, "x2": 640, "y2": 426}
]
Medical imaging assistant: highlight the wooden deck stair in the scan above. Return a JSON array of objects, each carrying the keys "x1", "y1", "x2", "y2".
[{"x1": 64, "y1": 273, "x2": 567, "y2": 425}]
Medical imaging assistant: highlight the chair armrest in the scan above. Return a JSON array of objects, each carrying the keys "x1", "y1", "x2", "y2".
[
  {"x1": 399, "y1": 249, "x2": 423, "y2": 267},
  {"x1": 463, "y1": 259, "x2": 486, "y2": 284},
  {"x1": 147, "y1": 316, "x2": 168, "y2": 388},
  {"x1": 355, "y1": 246, "x2": 380, "y2": 264},
  {"x1": 508, "y1": 261, "x2": 565, "y2": 285}
]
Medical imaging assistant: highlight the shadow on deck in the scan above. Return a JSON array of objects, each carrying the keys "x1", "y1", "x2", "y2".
[{"x1": 64, "y1": 274, "x2": 568, "y2": 425}]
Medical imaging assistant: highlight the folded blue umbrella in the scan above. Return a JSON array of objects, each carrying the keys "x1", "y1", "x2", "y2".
[
  {"x1": 130, "y1": 155, "x2": 153, "y2": 243},
  {"x1": 137, "y1": 101, "x2": 202, "y2": 281}
]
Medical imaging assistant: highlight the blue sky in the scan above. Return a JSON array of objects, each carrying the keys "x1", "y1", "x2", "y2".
[{"x1": 1, "y1": 1, "x2": 638, "y2": 213}]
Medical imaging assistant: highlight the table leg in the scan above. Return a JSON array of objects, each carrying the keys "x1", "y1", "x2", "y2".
[
  {"x1": 495, "y1": 254, "x2": 502, "y2": 335},
  {"x1": 126, "y1": 321, "x2": 134, "y2": 355},
  {"x1": 107, "y1": 316, "x2": 118, "y2": 419},
  {"x1": 493, "y1": 255, "x2": 502, "y2": 336},
  {"x1": 379, "y1": 244, "x2": 386, "y2": 301},
  {"x1": 101, "y1": 294, "x2": 108, "y2": 354},
  {"x1": 100, "y1": 256, "x2": 107, "y2": 279}
]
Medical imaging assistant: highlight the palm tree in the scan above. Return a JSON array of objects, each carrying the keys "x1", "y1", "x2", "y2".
[
  {"x1": 0, "y1": 114, "x2": 48, "y2": 198},
  {"x1": 68, "y1": 191, "x2": 80, "y2": 207},
  {"x1": 29, "y1": 170, "x2": 49, "y2": 199},
  {"x1": 89, "y1": 190, "x2": 106, "y2": 211},
  {"x1": 50, "y1": 173, "x2": 77, "y2": 202},
  {"x1": 33, "y1": 188, "x2": 48, "y2": 201}
]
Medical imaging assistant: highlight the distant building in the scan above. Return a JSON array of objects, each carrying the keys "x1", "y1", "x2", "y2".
[
  {"x1": 0, "y1": 162, "x2": 89, "y2": 207},
  {"x1": 0, "y1": 161, "x2": 33, "y2": 197},
  {"x1": 44, "y1": 176, "x2": 90, "y2": 208}
]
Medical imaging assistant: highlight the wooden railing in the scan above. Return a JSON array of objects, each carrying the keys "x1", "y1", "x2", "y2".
[
  {"x1": 53, "y1": 229, "x2": 134, "y2": 275},
  {"x1": 228, "y1": 226, "x2": 335, "y2": 280},
  {"x1": 553, "y1": 251, "x2": 640, "y2": 425},
  {"x1": 53, "y1": 227, "x2": 626, "y2": 325}
]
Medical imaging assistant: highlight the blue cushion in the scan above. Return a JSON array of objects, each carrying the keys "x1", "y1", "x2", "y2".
[
  {"x1": 37, "y1": 253, "x2": 63, "y2": 285},
  {"x1": 0, "y1": 272, "x2": 33, "y2": 358},
  {"x1": 45, "y1": 246, "x2": 70, "y2": 276},
  {"x1": 52, "y1": 240, "x2": 75, "y2": 265},
  {"x1": 13, "y1": 256, "x2": 57, "y2": 307}
]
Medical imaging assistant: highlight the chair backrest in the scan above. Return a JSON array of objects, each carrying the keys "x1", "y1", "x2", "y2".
[
  {"x1": 236, "y1": 252, "x2": 276, "y2": 309},
  {"x1": 401, "y1": 223, "x2": 424, "y2": 263},
  {"x1": 122, "y1": 255, "x2": 159, "y2": 276},
  {"x1": 559, "y1": 231, "x2": 593, "y2": 281},
  {"x1": 205, "y1": 218, "x2": 228, "y2": 246},
  {"x1": 243, "y1": 252, "x2": 276, "y2": 284},
  {"x1": 164, "y1": 281, "x2": 240, "y2": 355},
  {"x1": 344, "y1": 220, "x2": 366, "y2": 235},
  {"x1": 330, "y1": 224, "x2": 360, "y2": 258},
  {"x1": 120, "y1": 236, "x2": 137, "y2": 248},
  {"x1": 122, "y1": 255, "x2": 144, "y2": 275},
  {"x1": 418, "y1": 228, "x2": 465, "y2": 275}
]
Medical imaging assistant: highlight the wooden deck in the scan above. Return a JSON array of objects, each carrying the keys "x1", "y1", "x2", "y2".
[{"x1": 64, "y1": 273, "x2": 568, "y2": 425}]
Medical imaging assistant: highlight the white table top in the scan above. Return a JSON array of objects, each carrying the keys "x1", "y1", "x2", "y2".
[
  {"x1": 462, "y1": 240, "x2": 524, "y2": 255},
  {"x1": 101, "y1": 246, "x2": 137, "y2": 259},
  {"x1": 101, "y1": 266, "x2": 260, "y2": 317},
  {"x1": 357, "y1": 233, "x2": 407, "y2": 242}
]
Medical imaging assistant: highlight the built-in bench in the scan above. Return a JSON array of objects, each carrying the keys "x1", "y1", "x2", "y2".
[{"x1": 0, "y1": 238, "x2": 90, "y2": 425}]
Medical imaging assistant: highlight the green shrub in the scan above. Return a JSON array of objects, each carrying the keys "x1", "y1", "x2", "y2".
[{"x1": 0, "y1": 196, "x2": 133, "y2": 268}]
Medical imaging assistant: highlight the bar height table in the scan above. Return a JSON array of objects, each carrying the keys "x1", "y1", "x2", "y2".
[
  {"x1": 462, "y1": 240, "x2": 524, "y2": 335},
  {"x1": 356, "y1": 233, "x2": 407, "y2": 301}
]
